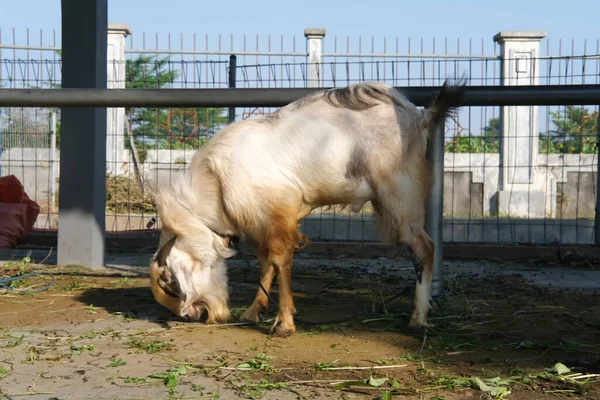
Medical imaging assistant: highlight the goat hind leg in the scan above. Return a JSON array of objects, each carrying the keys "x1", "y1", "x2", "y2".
[
  {"x1": 372, "y1": 185, "x2": 433, "y2": 332},
  {"x1": 406, "y1": 230, "x2": 434, "y2": 332}
]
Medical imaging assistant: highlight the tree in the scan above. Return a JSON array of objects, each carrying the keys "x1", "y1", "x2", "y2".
[
  {"x1": 539, "y1": 105, "x2": 597, "y2": 154},
  {"x1": 34, "y1": 52, "x2": 228, "y2": 151},
  {"x1": 483, "y1": 117, "x2": 500, "y2": 138},
  {"x1": 445, "y1": 117, "x2": 499, "y2": 153},
  {"x1": 124, "y1": 55, "x2": 228, "y2": 150}
]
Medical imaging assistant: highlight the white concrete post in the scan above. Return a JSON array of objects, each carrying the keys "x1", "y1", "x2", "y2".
[
  {"x1": 106, "y1": 23, "x2": 131, "y2": 176},
  {"x1": 494, "y1": 31, "x2": 547, "y2": 217},
  {"x1": 304, "y1": 28, "x2": 326, "y2": 87}
]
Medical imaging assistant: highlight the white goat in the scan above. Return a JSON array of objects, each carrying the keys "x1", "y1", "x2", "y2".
[{"x1": 149, "y1": 79, "x2": 465, "y2": 337}]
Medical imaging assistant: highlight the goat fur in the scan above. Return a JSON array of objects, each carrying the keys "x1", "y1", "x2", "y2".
[{"x1": 149, "y1": 79, "x2": 466, "y2": 336}]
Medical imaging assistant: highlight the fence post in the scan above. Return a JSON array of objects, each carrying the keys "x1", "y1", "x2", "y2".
[
  {"x1": 0, "y1": 107, "x2": 2, "y2": 177},
  {"x1": 595, "y1": 108, "x2": 600, "y2": 245},
  {"x1": 50, "y1": 110, "x2": 57, "y2": 220},
  {"x1": 106, "y1": 23, "x2": 131, "y2": 176},
  {"x1": 493, "y1": 31, "x2": 547, "y2": 218},
  {"x1": 228, "y1": 54, "x2": 237, "y2": 123},
  {"x1": 304, "y1": 28, "x2": 326, "y2": 87},
  {"x1": 57, "y1": 0, "x2": 108, "y2": 269},
  {"x1": 426, "y1": 120, "x2": 445, "y2": 297}
]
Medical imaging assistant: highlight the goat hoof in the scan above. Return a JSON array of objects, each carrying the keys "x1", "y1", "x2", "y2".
[
  {"x1": 269, "y1": 315, "x2": 296, "y2": 337},
  {"x1": 240, "y1": 307, "x2": 262, "y2": 324},
  {"x1": 407, "y1": 319, "x2": 433, "y2": 334}
]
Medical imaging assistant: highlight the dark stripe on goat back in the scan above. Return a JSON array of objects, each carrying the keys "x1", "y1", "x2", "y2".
[
  {"x1": 324, "y1": 82, "x2": 399, "y2": 111},
  {"x1": 345, "y1": 145, "x2": 369, "y2": 180},
  {"x1": 283, "y1": 82, "x2": 398, "y2": 113}
]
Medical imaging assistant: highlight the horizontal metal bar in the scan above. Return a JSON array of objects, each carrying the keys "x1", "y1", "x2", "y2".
[
  {"x1": 322, "y1": 53, "x2": 600, "y2": 60},
  {"x1": 124, "y1": 49, "x2": 308, "y2": 57},
  {"x1": 0, "y1": 45, "x2": 61, "y2": 52},
  {"x1": 0, "y1": 45, "x2": 306, "y2": 57},
  {"x1": 1, "y1": 84, "x2": 600, "y2": 108},
  {"x1": 3, "y1": 44, "x2": 598, "y2": 61},
  {"x1": 322, "y1": 53, "x2": 499, "y2": 59}
]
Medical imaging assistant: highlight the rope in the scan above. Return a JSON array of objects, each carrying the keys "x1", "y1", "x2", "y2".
[
  {"x1": 0, "y1": 271, "x2": 56, "y2": 293},
  {"x1": 258, "y1": 280, "x2": 410, "y2": 326}
]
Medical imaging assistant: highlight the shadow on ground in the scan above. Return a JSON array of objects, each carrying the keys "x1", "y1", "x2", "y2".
[{"x1": 2, "y1": 255, "x2": 600, "y2": 399}]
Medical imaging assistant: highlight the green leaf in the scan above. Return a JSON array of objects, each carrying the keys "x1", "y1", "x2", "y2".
[
  {"x1": 367, "y1": 376, "x2": 388, "y2": 387},
  {"x1": 554, "y1": 362, "x2": 571, "y2": 375},
  {"x1": 165, "y1": 374, "x2": 178, "y2": 388},
  {"x1": 331, "y1": 376, "x2": 389, "y2": 391},
  {"x1": 109, "y1": 358, "x2": 126, "y2": 367},
  {"x1": 381, "y1": 391, "x2": 392, "y2": 400},
  {"x1": 470, "y1": 377, "x2": 511, "y2": 397}
]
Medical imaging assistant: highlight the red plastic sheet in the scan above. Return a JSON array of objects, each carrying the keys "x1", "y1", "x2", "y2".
[{"x1": 0, "y1": 175, "x2": 40, "y2": 248}]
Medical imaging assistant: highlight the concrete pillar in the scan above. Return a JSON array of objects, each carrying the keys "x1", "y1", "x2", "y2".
[
  {"x1": 57, "y1": 0, "x2": 107, "y2": 268},
  {"x1": 304, "y1": 28, "x2": 326, "y2": 87},
  {"x1": 494, "y1": 31, "x2": 547, "y2": 217},
  {"x1": 106, "y1": 23, "x2": 130, "y2": 176}
]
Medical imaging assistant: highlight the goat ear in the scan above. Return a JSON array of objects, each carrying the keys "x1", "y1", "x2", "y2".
[
  {"x1": 171, "y1": 266, "x2": 197, "y2": 318},
  {"x1": 180, "y1": 295, "x2": 195, "y2": 318},
  {"x1": 215, "y1": 237, "x2": 237, "y2": 259}
]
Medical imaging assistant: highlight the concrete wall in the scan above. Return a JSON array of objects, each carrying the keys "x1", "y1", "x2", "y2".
[{"x1": 2, "y1": 148, "x2": 596, "y2": 244}]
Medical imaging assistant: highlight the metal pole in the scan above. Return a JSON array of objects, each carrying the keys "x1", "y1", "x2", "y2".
[
  {"x1": 50, "y1": 110, "x2": 57, "y2": 216},
  {"x1": 0, "y1": 107, "x2": 3, "y2": 177},
  {"x1": 2, "y1": 84, "x2": 600, "y2": 109},
  {"x1": 57, "y1": 0, "x2": 107, "y2": 269},
  {"x1": 425, "y1": 120, "x2": 445, "y2": 297},
  {"x1": 595, "y1": 107, "x2": 600, "y2": 245},
  {"x1": 228, "y1": 54, "x2": 237, "y2": 123}
]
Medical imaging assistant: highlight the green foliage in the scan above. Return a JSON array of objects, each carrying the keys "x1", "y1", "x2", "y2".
[
  {"x1": 124, "y1": 55, "x2": 228, "y2": 150},
  {"x1": 235, "y1": 353, "x2": 276, "y2": 374},
  {"x1": 445, "y1": 136, "x2": 499, "y2": 153},
  {"x1": 447, "y1": 110, "x2": 598, "y2": 154},
  {"x1": 539, "y1": 105, "x2": 597, "y2": 154},
  {"x1": 30, "y1": 52, "x2": 227, "y2": 150},
  {"x1": 125, "y1": 337, "x2": 172, "y2": 354},
  {"x1": 446, "y1": 117, "x2": 499, "y2": 153}
]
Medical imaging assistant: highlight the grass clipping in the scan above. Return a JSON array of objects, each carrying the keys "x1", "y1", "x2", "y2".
[{"x1": 105, "y1": 173, "x2": 156, "y2": 214}]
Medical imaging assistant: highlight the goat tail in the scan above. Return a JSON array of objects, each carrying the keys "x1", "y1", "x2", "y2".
[{"x1": 422, "y1": 76, "x2": 467, "y2": 136}]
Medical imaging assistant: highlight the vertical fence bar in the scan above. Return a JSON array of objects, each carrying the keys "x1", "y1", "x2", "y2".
[
  {"x1": 426, "y1": 120, "x2": 445, "y2": 297},
  {"x1": 228, "y1": 54, "x2": 237, "y2": 123},
  {"x1": 50, "y1": 110, "x2": 57, "y2": 216},
  {"x1": 595, "y1": 108, "x2": 600, "y2": 245}
]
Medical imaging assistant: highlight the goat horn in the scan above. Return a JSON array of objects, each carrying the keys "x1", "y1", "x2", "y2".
[{"x1": 156, "y1": 235, "x2": 177, "y2": 267}]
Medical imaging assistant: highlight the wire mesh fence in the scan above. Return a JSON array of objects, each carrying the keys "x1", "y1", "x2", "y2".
[{"x1": 1, "y1": 27, "x2": 599, "y2": 246}]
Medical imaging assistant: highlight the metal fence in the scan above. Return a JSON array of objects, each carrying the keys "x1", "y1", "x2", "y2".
[{"x1": 1, "y1": 27, "x2": 599, "y2": 246}]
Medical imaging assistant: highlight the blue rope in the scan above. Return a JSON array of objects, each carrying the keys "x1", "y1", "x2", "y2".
[{"x1": 0, "y1": 271, "x2": 56, "y2": 293}]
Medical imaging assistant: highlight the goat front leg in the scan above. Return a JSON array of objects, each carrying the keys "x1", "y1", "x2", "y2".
[
  {"x1": 269, "y1": 248, "x2": 296, "y2": 337},
  {"x1": 240, "y1": 249, "x2": 275, "y2": 323}
]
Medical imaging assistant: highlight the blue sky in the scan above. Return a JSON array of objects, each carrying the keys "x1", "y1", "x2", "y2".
[
  {"x1": 1, "y1": 0, "x2": 598, "y2": 135},
  {"x1": 1, "y1": 0, "x2": 599, "y2": 54}
]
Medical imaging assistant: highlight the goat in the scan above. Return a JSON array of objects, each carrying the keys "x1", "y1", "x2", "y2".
[{"x1": 149, "y1": 79, "x2": 465, "y2": 337}]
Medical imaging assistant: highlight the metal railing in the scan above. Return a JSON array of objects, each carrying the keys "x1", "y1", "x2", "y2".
[{"x1": 1, "y1": 83, "x2": 599, "y2": 285}]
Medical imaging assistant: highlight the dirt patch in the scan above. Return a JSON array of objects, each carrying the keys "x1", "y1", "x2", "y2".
[{"x1": 1, "y1": 257, "x2": 599, "y2": 399}]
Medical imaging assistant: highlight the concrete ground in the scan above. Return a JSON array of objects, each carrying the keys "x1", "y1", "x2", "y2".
[{"x1": 1, "y1": 247, "x2": 599, "y2": 399}]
